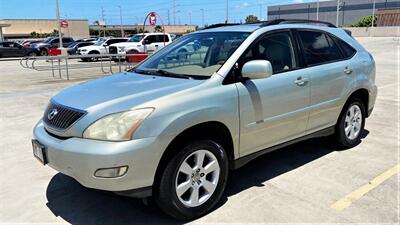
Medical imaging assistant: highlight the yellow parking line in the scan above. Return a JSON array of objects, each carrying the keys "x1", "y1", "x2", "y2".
[{"x1": 331, "y1": 164, "x2": 400, "y2": 211}]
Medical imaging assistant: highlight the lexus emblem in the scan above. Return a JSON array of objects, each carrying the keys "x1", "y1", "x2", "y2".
[{"x1": 47, "y1": 109, "x2": 58, "y2": 120}]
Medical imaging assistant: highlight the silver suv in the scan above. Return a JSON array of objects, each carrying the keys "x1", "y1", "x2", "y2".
[{"x1": 32, "y1": 20, "x2": 377, "y2": 220}]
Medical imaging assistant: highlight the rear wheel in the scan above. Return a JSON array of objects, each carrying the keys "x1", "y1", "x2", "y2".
[
  {"x1": 27, "y1": 52, "x2": 37, "y2": 57},
  {"x1": 39, "y1": 49, "x2": 48, "y2": 56},
  {"x1": 335, "y1": 98, "x2": 366, "y2": 148},
  {"x1": 155, "y1": 140, "x2": 228, "y2": 220}
]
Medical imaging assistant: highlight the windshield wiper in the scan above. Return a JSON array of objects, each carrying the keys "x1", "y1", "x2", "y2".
[{"x1": 134, "y1": 69, "x2": 192, "y2": 79}]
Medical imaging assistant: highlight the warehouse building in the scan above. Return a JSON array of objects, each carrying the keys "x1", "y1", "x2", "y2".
[
  {"x1": 267, "y1": 0, "x2": 400, "y2": 27},
  {"x1": 0, "y1": 19, "x2": 90, "y2": 39}
]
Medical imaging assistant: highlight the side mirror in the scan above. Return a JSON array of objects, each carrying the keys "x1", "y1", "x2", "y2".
[
  {"x1": 241, "y1": 60, "x2": 273, "y2": 80},
  {"x1": 143, "y1": 39, "x2": 150, "y2": 45}
]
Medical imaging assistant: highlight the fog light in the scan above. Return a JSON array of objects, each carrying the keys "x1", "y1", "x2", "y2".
[{"x1": 94, "y1": 166, "x2": 128, "y2": 178}]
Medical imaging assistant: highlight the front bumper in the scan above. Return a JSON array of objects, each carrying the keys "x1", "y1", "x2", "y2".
[{"x1": 33, "y1": 121, "x2": 168, "y2": 193}]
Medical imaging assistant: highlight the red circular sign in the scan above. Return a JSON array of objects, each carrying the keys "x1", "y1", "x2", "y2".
[{"x1": 60, "y1": 20, "x2": 68, "y2": 28}]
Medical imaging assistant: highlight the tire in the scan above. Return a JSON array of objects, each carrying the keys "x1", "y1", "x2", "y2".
[
  {"x1": 27, "y1": 52, "x2": 37, "y2": 57},
  {"x1": 88, "y1": 51, "x2": 99, "y2": 62},
  {"x1": 39, "y1": 49, "x2": 48, "y2": 56},
  {"x1": 335, "y1": 98, "x2": 366, "y2": 148},
  {"x1": 155, "y1": 140, "x2": 229, "y2": 220}
]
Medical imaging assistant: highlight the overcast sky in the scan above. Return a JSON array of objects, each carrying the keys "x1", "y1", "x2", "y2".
[{"x1": 0, "y1": 0, "x2": 316, "y2": 26}]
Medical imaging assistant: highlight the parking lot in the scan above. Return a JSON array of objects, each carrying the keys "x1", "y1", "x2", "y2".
[{"x1": 0, "y1": 37, "x2": 399, "y2": 224}]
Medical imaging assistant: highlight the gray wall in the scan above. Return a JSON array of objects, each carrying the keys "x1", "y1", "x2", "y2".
[{"x1": 267, "y1": 0, "x2": 400, "y2": 26}]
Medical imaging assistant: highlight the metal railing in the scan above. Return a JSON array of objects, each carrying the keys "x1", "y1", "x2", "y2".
[{"x1": 19, "y1": 53, "x2": 149, "y2": 80}]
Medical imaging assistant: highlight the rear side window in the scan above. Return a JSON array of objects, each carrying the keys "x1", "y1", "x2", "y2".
[
  {"x1": 145, "y1": 35, "x2": 157, "y2": 44},
  {"x1": 298, "y1": 30, "x2": 343, "y2": 66},
  {"x1": 156, "y1": 35, "x2": 170, "y2": 42},
  {"x1": 330, "y1": 35, "x2": 356, "y2": 58}
]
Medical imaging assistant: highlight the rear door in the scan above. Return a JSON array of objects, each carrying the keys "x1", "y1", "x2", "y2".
[
  {"x1": 295, "y1": 29, "x2": 354, "y2": 134},
  {"x1": 236, "y1": 30, "x2": 310, "y2": 156}
]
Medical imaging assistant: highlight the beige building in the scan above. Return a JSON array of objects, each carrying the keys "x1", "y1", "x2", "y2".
[
  {"x1": 0, "y1": 19, "x2": 90, "y2": 39},
  {"x1": 90, "y1": 25, "x2": 197, "y2": 35}
]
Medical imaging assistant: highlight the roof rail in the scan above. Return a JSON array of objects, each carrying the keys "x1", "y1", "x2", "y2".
[
  {"x1": 261, "y1": 19, "x2": 336, "y2": 28},
  {"x1": 202, "y1": 23, "x2": 241, "y2": 30}
]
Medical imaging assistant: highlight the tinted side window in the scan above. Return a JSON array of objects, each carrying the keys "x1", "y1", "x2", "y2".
[
  {"x1": 298, "y1": 30, "x2": 343, "y2": 66},
  {"x1": 62, "y1": 38, "x2": 73, "y2": 43},
  {"x1": 156, "y1": 35, "x2": 169, "y2": 42},
  {"x1": 330, "y1": 35, "x2": 356, "y2": 58},
  {"x1": 241, "y1": 32, "x2": 297, "y2": 74},
  {"x1": 145, "y1": 35, "x2": 157, "y2": 44}
]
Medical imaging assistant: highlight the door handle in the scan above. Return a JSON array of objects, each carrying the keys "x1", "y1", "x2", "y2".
[
  {"x1": 294, "y1": 76, "x2": 308, "y2": 86},
  {"x1": 155, "y1": 45, "x2": 159, "y2": 47},
  {"x1": 344, "y1": 67, "x2": 353, "y2": 75}
]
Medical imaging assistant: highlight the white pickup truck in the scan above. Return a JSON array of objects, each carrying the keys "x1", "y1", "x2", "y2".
[
  {"x1": 109, "y1": 33, "x2": 172, "y2": 58},
  {"x1": 77, "y1": 37, "x2": 128, "y2": 61}
]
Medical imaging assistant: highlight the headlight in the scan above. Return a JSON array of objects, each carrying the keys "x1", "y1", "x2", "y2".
[
  {"x1": 83, "y1": 108, "x2": 154, "y2": 141},
  {"x1": 80, "y1": 49, "x2": 88, "y2": 52},
  {"x1": 118, "y1": 46, "x2": 125, "y2": 51}
]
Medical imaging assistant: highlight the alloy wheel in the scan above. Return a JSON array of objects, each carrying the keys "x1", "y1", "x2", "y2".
[
  {"x1": 175, "y1": 149, "x2": 220, "y2": 207},
  {"x1": 344, "y1": 105, "x2": 362, "y2": 140}
]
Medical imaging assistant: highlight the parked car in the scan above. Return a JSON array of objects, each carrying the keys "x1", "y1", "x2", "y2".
[
  {"x1": 21, "y1": 39, "x2": 43, "y2": 47},
  {"x1": 31, "y1": 37, "x2": 74, "y2": 56},
  {"x1": 66, "y1": 41, "x2": 94, "y2": 55},
  {"x1": 32, "y1": 20, "x2": 377, "y2": 220},
  {"x1": 77, "y1": 37, "x2": 128, "y2": 61},
  {"x1": 0, "y1": 41, "x2": 40, "y2": 58},
  {"x1": 109, "y1": 33, "x2": 172, "y2": 59},
  {"x1": 75, "y1": 38, "x2": 97, "y2": 43}
]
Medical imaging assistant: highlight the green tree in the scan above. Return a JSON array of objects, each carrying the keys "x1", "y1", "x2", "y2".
[
  {"x1": 245, "y1": 15, "x2": 260, "y2": 23},
  {"x1": 352, "y1": 15, "x2": 377, "y2": 27},
  {"x1": 154, "y1": 25, "x2": 163, "y2": 32}
]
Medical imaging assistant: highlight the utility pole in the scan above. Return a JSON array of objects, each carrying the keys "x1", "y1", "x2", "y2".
[
  {"x1": 55, "y1": 0, "x2": 62, "y2": 48},
  {"x1": 200, "y1": 9, "x2": 204, "y2": 27},
  {"x1": 101, "y1": 7, "x2": 106, "y2": 37},
  {"x1": 118, "y1": 6, "x2": 124, "y2": 37},
  {"x1": 372, "y1": 0, "x2": 376, "y2": 28},
  {"x1": 336, "y1": 0, "x2": 340, "y2": 27},
  {"x1": 173, "y1": 0, "x2": 176, "y2": 25},
  {"x1": 167, "y1": 9, "x2": 170, "y2": 25},
  {"x1": 225, "y1": 0, "x2": 229, "y2": 23},
  {"x1": 316, "y1": 0, "x2": 320, "y2": 20}
]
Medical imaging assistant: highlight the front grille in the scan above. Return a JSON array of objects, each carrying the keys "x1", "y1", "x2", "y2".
[
  {"x1": 43, "y1": 101, "x2": 86, "y2": 130},
  {"x1": 109, "y1": 46, "x2": 118, "y2": 54}
]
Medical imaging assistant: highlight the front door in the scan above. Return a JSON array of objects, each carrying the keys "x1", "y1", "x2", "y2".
[{"x1": 236, "y1": 31, "x2": 310, "y2": 156}]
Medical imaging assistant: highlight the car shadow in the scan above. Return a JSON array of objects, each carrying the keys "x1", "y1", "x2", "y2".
[{"x1": 46, "y1": 130, "x2": 369, "y2": 225}]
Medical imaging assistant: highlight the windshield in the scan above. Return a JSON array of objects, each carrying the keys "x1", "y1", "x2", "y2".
[
  {"x1": 94, "y1": 39, "x2": 106, "y2": 46},
  {"x1": 135, "y1": 32, "x2": 250, "y2": 79},
  {"x1": 43, "y1": 37, "x2": 53, "y2": 43},
  {"x1": 129, "y1": 35, "x2": 144, "y2": 42},
  {"x1": 67, "y1": 42, "x2": 78, "y2": 48}
]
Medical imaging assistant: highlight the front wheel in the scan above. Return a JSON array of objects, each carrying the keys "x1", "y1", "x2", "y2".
[
  {"x1": 155, "y1": 140, "x2": 229, "y2": 220},
  {"x1": 335, "y1": 98, "x2": 366, "y2": 148}
]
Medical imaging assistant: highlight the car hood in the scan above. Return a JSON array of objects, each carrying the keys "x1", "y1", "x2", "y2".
[
  {"x1": 32, "y1": 42, "x2": 50, "y2": 48},
  {"x1": 110, "y1": 42, "x2": 142, "y2": 49},
  {"x1": 52, "y1": 72, "x2": 203, "y2": 112},
  {"x1": 79, "y1": 45, "x2": 102, "y2": 51}
]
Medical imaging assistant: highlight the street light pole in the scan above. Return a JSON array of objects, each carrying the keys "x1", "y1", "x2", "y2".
[
  {"x1": 372, "y1": 0, "x2": 376, "y2": 28},
  {"x1": 56, "y1": 0, "x2": 62, "y2": 48},
  {"x1": 173, "y1": 0, "x2": 176, "y2": 25},
  {"x1": 336, "y1": 0, "x2": 340, "y2": 27},
  {"x1": 200, "y1": 9, "x2": 204, "y2": 27},
  {"x1": 118, "y1": 6, "x2": 124, "y2": 37},
  {"x1": 316, "y1": 0, "x2": 320, "y2": 20},
  {"x1": 225, "y1": 0, "x2": 229, "y2": 23}
]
